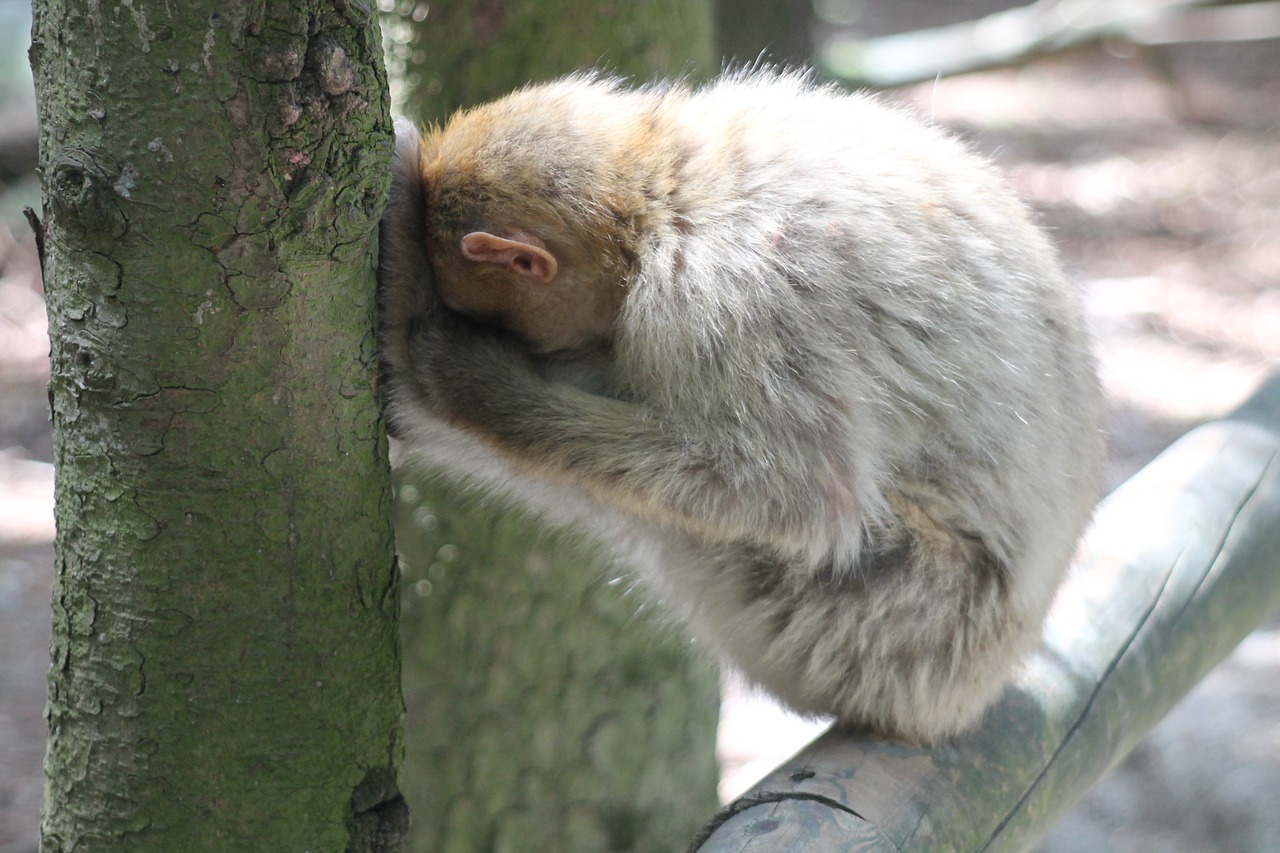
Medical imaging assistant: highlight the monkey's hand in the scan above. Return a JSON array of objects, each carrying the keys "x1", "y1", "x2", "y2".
[{"x1": 406, "y1": 311, "x2": 541, "y2": 416}]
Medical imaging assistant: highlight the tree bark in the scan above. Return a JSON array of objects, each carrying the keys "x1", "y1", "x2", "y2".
[
  {"x1": 378, "y1": 2, "x2": 721, "y2": 850},
  {"x1": 30, "y1": 1, "x2": 403, "y2": 849}
]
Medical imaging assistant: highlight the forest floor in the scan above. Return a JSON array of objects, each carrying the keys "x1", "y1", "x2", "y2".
[{"x1": 1, "y1": 26, "x2": 1279, "y2": 853}]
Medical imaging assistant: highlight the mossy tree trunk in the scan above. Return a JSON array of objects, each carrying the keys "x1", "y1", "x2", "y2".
[
  {"x1": 30, "y1": 1, "x2": 403, "y2": 849},
  {"x1": 377, "y1": 1, "x2": 722, "y2": 850}
]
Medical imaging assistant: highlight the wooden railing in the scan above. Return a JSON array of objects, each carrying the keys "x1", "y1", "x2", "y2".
[{"x1": 692, "y1": 371, "x2": 1280, "y2": 852}]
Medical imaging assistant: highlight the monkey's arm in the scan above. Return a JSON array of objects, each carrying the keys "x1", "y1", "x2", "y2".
[{"x1": 408, "y1": 314, "x2": 857, "y2": 561}]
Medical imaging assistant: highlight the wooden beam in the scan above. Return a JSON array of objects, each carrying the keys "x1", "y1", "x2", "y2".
[{"x1": 692, "y1": 371, "x2": 1280, "y2": 851}]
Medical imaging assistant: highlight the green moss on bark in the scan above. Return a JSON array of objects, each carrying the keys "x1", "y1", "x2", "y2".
[{"x1": 31, "y1": 1, "x2": 403, "y2": 849}]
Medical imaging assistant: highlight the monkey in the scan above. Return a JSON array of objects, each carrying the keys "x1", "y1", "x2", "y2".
[{"x1": 378, "y1": 71, "x2": 1106, "y2": 742}]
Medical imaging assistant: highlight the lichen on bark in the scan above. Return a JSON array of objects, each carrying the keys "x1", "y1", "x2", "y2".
[{"x1": 31, "y1": 0, "x2": 403, "y2": 849}]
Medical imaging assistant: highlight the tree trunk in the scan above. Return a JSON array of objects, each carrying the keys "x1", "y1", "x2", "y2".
[
  {"x1": 378, "y1": 2, "x2": 722, "y2": 850},
  {"x1": 395, "y1": 477, "x2": 721, "y2": 853},
  {"x1": 30, "y1": 1, "x2": 403, "y2": 850},
  {"x1": 715, "y1": 0, "x2": 813, "y2": 69},
  {"x1": 382, "y1": 0, "x2": 714, "y2": 117}
]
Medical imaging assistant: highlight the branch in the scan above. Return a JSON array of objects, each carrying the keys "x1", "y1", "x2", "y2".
[
  {"x1": 820, "y1": 0, "x2": 1280, "y2": 87},
  {"x1": 692, "y1": 370, "x2": 1280, "y2": 851}
]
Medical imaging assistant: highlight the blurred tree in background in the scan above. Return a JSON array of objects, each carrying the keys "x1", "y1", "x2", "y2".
[
  {"x1": 383, "y1": 0, "x2": 714, "y2": 119},
  {"x1": 376, "y1": 2, "x2": 722, "y2": 851},
  {"x1": 716, "y1": 0, "x2": 813, "y2": 68}
]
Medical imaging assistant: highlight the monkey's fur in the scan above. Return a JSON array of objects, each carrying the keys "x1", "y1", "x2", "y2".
[{"x1": 378, "y1": 73, "x2": 1105, "y2": 742}]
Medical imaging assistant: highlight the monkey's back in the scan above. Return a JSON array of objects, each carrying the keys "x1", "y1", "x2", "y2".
[{"x1": 618, "y1": 73, "x2": 1104, "y2": 623}]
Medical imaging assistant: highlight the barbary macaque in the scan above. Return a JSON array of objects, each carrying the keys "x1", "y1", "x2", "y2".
[{"x1": 378, "y1": 72, "x2": 1105, "y2": 742}]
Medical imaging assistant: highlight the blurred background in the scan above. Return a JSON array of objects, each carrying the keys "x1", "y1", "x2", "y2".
[{"x1": 3, "y1": 1, "x2": 1279, "y2": 850}]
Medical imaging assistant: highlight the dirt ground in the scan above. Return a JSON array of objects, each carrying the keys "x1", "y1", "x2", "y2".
[{"x1": 1, "y1": 27, "x2": 1278, "y2": 853}]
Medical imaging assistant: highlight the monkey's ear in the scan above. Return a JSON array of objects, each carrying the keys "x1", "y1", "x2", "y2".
[{"x1": 460, "y1": 231, "x2": 558, "y2": 283}]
